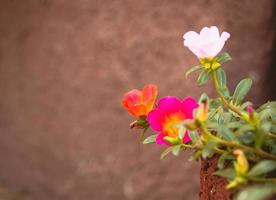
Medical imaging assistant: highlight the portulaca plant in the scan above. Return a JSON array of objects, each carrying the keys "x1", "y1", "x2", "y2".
[{"x1": 122, "y1": 26, "x2": 276, "y2": 200}]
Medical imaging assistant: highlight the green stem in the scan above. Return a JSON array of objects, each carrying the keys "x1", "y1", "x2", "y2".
[
  {"x1": 268, "y1": 133, "x2": 276, "y2": 140},
  {"x1": 211, "y1": 71, "x2": 243, "y2": 116},
  {"x1": 249, "y1": 177, "x2": 276, "y2": 183},
  {"x1": 199, "y1": 122, "x2": 276, "y2": 161}
]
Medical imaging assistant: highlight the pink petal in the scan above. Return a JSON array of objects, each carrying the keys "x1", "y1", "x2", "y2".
[
  {"x1": 181, "y1": 97, "x2": 199, "y2": 119},
  {"x1": 156, "y1": 132, "x2": 168, "y2": 145},
  {"x1": 157, "y1": 96, "x2": 182, "y2": 114},
  {"x1": 147, "y1": 109, "x2": 166, "y2": 131},
  {"x1": 183, "y1": 130, "x2": 191, "y2": 143}
]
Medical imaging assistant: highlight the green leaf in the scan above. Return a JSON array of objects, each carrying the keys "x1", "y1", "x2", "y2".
[
  {"x1": 218, "y1": 126, "x2": 236, "y2": 141},
  {"x1": 217, "y1": 154, "x2": 235, "y2": 170},
  {"x1": 188, "y1": 150, "x2": 202, "y2": 161},
  {"x1": 241, "y1": 101, "x2": 253, "y2": 110},
  {"x1": 185, "y1": 65, "x2": 203, "y2": 77},
  {"x1": 271, "y1": 125, "x2": 276, "y2": 133},
  {"x1": 232, "y1": 78, "x2": 253, "y2": 105},
  {"x1": 172, "y1": 145, "x2": 182, "y2": 156},
  {"x1": 197, "y1": 70, "x2": 210, "y2": 86},
  {"x1": 188, "y1": 131, "x2": 200, "y2": 144},
  {"x1": 216, "y1": 68, "x2": 230, "y2": 98},
  {"x1": 226, "y1": 121, "x2": 242, "y2": 129},
  {"x1": 214, "y1": 168, "x2": 236, "y2": 179},
  {"x1": 256, "y1": 101, "x2": 276, "y2": 112},
  {"x1": 216, "y1": 52, "x2": 232, "y2": 63},
  {"x1": 248, "y1": 160, "x2": 276, "y2": 177},
  {"x1": 142, "y1": 134, "x2": 157, "y2": 144},
  {"x1": 234, "y1": 185, "x2": 276, "y2": 200},
  {"x1": 202, "y1": 141, "x2": 216, "y2": 159},
  {"x1": 160, "y1": 147, "x2": 173, "y2": 160},
  {"x1": 177, "y1": 125, "x2": 185, "y2": 140}
]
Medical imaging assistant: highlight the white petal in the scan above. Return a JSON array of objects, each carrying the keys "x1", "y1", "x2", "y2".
[
  {"x1": 221, "y1": 32, "x2": 230, "y2": 41},
  {"x1": 183, "y1": 31, "x2": 200, "y2": 46},
  {"x1": 185, "y1": 44, "x2": 205, "y2": 58},
  {"x1": 200, "y1": 27, "x2": 211, "y2": 37},
  {"x1": 209, "y1": 26, "x2": 220, "y2": 40}
]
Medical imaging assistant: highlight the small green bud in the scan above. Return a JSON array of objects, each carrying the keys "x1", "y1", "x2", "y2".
[{"x1": 163, "y1": 136, "x2": 182, "y2": 145}]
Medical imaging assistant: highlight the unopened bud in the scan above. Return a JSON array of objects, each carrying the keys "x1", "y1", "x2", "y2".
[
  {"x1": 234, "y1": 149, "x2": 249, "y2": 175},
  {"x1": 163, "y1": 136, "x2": 182, "y2": 145},
  {"x1": 130, "y1": 117, "x2": 149, "y2": 129},
  {"x1": 183, "y1": 119, "x2": 197, "y2": 131},
  {"x1": 196, "y1": 99, "x2": 208, "y2": 122}
]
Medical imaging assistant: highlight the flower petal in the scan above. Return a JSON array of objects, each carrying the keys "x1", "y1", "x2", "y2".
[
  {"x1": 183, "y1": 130, "x2": 191, "y2": 143},
  {"x1": 156, "y1": 132, "x2": 168, "y2": 145},
  {"x1": 122, "y1": 89, "x2": 142, "y2": 108},
  {"x1": 209, "y1": 26, "x2": 220, "y2": 41},
  {"x1": 157, "y1": 96, "x2": 182, "y2": 114},
  {"x1": 183, "y1": 31, "x2": 200, "y2": 46},
  {"x1": 147, "y1": 109, "x2": 166, "y2": 131},
  {"x1": 181, "y1": 97, "x2": 199, "y2": 119},
  {"x1": 221, "y1": 32, "x2": 230, "y2": 41},
  {"x1": 128, "y1": 104, "x2": 147, "y2": 117},
  {"x1": 142, "y1": 84, "x2": 157, "y2": 102}
]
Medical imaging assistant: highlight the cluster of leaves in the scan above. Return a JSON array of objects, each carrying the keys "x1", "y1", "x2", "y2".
[{"x1": 142, "y1": 52, "x2": 276, "y2": 200}]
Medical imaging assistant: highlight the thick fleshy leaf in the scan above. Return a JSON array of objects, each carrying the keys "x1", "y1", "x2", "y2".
[
  {"x1": 172, "y1": 145, "x2": 182, "y2": 156},
  {"x1": 216, "y1": 52, "x2": 232, "y2": 63},
  {"x1": 248, "y1": 160, "x2": 276, "y2": 177},
  {"x1": 143, "y1": 134, "x2": 158, "y2": 144},
  {"x1": 234, "y1": 185, "x2": 276, "y2": 200},
  {"x1": 214, "y1": 168, "x2": 236, "y2": 179},
  {"x1": 232, "y1": 78, "x2": 253, "y2": 105},
  {"x1": 160, "y1": 147, "x2": 173, "y2": 160},
  {"x1": 185, "y1": 65, "x2": 203, "y2": 77},
  {"x1": 197, "y1": 70, "x2": 210, "y2": 86},
  {"x1": 216, "y1": 68, "x2": 230, "y2": 98},
  {"x1": 188, "y1": 131, "x2": 200, "y2": 144},
  {"x1": 218, "y1": 126, "x2": 236, "y2": 141}
]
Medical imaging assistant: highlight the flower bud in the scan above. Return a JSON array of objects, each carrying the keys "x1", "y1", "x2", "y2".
[
  {"x1": 196, "y1": 99, "x2": 208, "y2": 122},
  {"x1": 233, "y1": 149, "x2": 249, "y2": 175},
  {"x1": 183, "y1": 119, "x2": 197, "y2": 131},
  {"x1": 130, "y1": 117, "x2": 149, "y2": 129},
  {"x1": 163, "y1": 136, "x2": 182, "y2": 145}
]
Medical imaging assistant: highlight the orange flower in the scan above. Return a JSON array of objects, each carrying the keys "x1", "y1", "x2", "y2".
[{"x1": 122, "y1": 84, "x2": 158, "y2": 117}]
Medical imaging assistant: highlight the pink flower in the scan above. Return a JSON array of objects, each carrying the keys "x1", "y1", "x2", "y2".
[
  {"x1": 147, "y1": 96, "x2": 198, "y2": 145},
  {"x1": 183, "y1": 26, "x2": 230, "y2": 58}
]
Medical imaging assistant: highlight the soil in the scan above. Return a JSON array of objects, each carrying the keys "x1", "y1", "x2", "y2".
[
  {"x1": 199, "y1": 155, "x2": 232, "y2": 200},
  {"x1": 199, "y1": 155, "x2": 276, "y2": 200}
]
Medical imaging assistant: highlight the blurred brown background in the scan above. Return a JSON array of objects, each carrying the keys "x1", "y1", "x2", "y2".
[{"x1": 0, "y1": 0, "x2": 275, "y2": 200}]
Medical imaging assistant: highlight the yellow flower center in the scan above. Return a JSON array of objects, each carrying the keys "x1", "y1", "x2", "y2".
[
  {"x1": 163, "y1": 114, "x2": 183, "y2": 138},
  {"x1": 199, "y1": 57, "x2": 221, "y2": 70}
]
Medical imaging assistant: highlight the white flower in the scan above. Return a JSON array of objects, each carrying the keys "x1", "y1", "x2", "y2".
[{"x1": 183, "y1": 26, "x2": 230, "y2": 58}]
